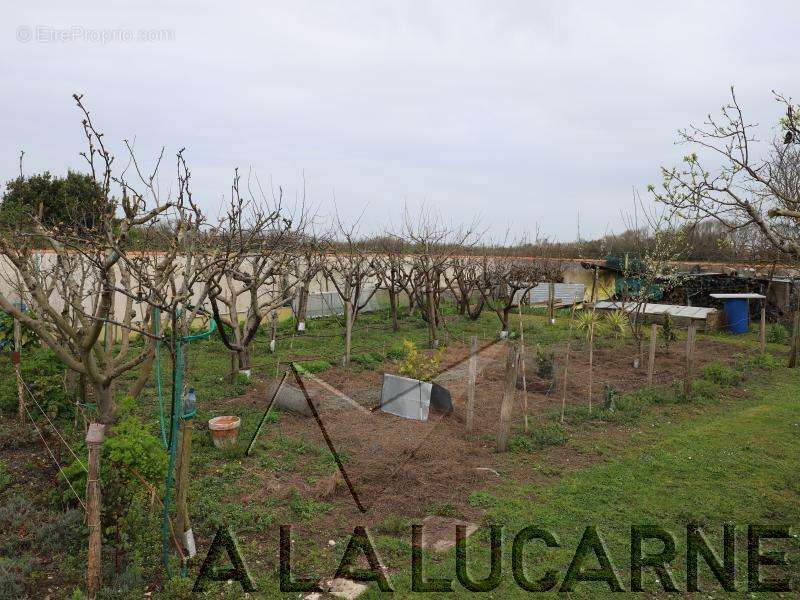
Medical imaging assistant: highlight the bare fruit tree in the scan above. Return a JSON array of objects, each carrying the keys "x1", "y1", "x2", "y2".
[
  {"x1": 401, "y1": 206, "x2": 479, "y2": 347},
  {"x1": 0, "y1": 95, "x2": 181, "y2": 596},
  {"x1": 477, "y1": 251, "x2": 562, "y2": 337},
  {"x1": 291, "y1": 236, "x2": 326, "y2": 333},
  {"x1": 208, "y1": 171, "x2": 304, "y2": 375},
  {"x1": 323, "y1": 220, "x2": 380, "y2": 365},
  {"x1": 372, "y1": 237, "x2": 413, "y2": 332},
  {"x1": 441, "y1": 255, "x2": 486, "y2": 319},
  {"x1": 652, "y1": 88, "x2": 800, "y2": 259}
]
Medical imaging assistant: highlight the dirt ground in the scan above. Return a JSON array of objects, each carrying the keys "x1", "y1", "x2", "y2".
[{"x1": 227, "y1": 334, "x2": 750, "y2": 542}]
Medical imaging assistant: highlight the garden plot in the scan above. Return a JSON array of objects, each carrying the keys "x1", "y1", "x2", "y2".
[{"x1": 228, "y1": 332, "x2": 755, "y2": 548}]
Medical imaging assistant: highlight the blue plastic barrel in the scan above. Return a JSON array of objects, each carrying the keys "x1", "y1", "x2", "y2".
[{"x1": 723, "y1": 298, "x2": 750, "y2": 334}]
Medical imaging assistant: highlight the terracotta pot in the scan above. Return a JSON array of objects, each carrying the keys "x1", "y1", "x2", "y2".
[{"x1": 208, "y1": 415, "x2": 241, "y2": 449}]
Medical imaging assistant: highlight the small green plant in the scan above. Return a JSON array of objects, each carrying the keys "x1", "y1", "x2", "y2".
[
  {"x1": 766, "y1": 323, "x2": 790, "y2": 345},
  {"x1": 350, "y1": 351, "x2": 383, "y2": 370},
  {"x1": 535, "y1": 345, "x2": 554, "y2": 379},
  {"x1": 575, "y1": 311, "x2": 601, "y2": 339},
  {"x1": 604, "y1": 311, "x2": 628, "y2": 338},
  {"x1": 602, "y1": 384, "x2": 618, "y2": 410},
  {"x1": 62, "y1": 398, "x2": 167, "y2": 545},
  {"x1": 742, "y1": 352, "x2": 780, "y2": 371},
  {"x1": 674, "y1": 379, "x2": 720, "y2": 404},
  {"x1": 508, "y1": 423, "x2": 567, "y2": 452},
  {"x1": 386, "y1": 344, "x2": 406, "y2": 360},
  {"x1": 660, "y1": 314, "x2": 677, "y2": 349},
  {"x1": 397, "y1": 340, "x2": 443, "y2": 382},
  {"x1": 701, "y1": 362, "x2": 740, "y2": 386}
]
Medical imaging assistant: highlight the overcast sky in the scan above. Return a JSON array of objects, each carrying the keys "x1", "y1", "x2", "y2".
[{"x1": 2, "y1": 2, "x2": 797, "y2": 241}]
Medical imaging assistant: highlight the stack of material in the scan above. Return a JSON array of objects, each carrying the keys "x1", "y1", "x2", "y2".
[{"x1": 593, "y1": 301, "x2": 718, "y2": 329}]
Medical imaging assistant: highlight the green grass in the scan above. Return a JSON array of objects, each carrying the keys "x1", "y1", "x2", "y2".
[{"x1": 367, "y1": 368, "x2": 800, "y2": 598}]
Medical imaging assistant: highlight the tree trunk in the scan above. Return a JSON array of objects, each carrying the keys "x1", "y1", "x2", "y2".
[
  {"x1": 425, "y1": 279, "x2": 438, "y2": 348},
  {"x1": 85, "y1": 423, "x2": 106, "y2": 599},
  {"x1": 237, "y1": 346, "x2": 251, "y2": 375},
  {"x1": 96, "y1": 381, "x2": 116, "y2": 426},
  {"x1": 296, "y1": 284, "x2": 309, "y2": 333},
  {"x1": 501, "y1": 308, "x2": 511, "y2": 337},
  {"x1": 389, "y1": 289, "x2": 399, "y2": 332},
  {"x1": 342, "y1": 300, "x2": 353, "y2": 366}
]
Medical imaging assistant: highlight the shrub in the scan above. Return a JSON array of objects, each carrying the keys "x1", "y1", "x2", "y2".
[
  {"x1": 766, "y1": 323, "x2": 790, "y2": 345},
  {"x1": 0, "y1": 310, "x2": 39, "y2": 350},
  {"x1": 62, "y1": 399, "x2": 167, "y2": 539},
  {"x1": 701, "y1": 362, "x2": 741, "y2": 386},
  {"x1": 0, "y1": 555, "x2": 35, "y2": 600},
  {"x1": 535, "y1": 346, "x2": 555, "y2": 379},
  {"x1": 397, "y1": 340, "x2": 443, "y2": 382},
  {"x1": 0, "y1": 347, "x2": 73, "y2": 419}
]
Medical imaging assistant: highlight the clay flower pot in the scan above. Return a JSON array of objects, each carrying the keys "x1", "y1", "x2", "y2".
[{"x1": 208, "y1": 415, "x2": 241, "y2": 449}]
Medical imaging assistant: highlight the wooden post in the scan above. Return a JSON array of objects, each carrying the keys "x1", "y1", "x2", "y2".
[
  {"x1": 85, "y1": 423, "x2": 106, "y2": 599},
  {"x1": 175, "y1": 420, "x2": 194, "y2": 559},
  {"x1": 683, "y1": 322, "x2": 696, "y2": 396},
  {"x1": 518, "y1": 303, "x2": 529, "y2": 433},
  {"x1": 790, "y1": 309, "x2": 799, "y2": 369},
  {"x1": 13, "y1": 316, "x2": 23, "y2": 423},
  {"x1": 587, "y1": 321, "x2": 594, "y2": 414},
  {"x1": 548, "y1": 282, "x2": 556, "y2": 324},
  {"x1": 591, "y1": 266, "x2": 599, "y2": 304},
  {"x1": 496, "y1": 344, "x2": 518, "y2": 452},
  {"x1": 587, "y1": 295, "x2": 597, "y2": 413},
  {"x1": 759, "y1": 304, "x2": 766, "y2": 355},
  {"x1": 465, "y1": 336, "x2": 477, "y2": 434},
  {"x1": 561, "y1": 295, "x2": 579, "y2": 423},
  {"x1": 561, "y1": 345, "x2": 570, "y2": 423},
  {"x1": 647, "y1": 323, "x2": 657, "y2": 385}
]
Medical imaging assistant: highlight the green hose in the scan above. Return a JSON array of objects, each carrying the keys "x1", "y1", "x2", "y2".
[{"x1": 158, "y1": 307, "x2": 218, "y2": 579}]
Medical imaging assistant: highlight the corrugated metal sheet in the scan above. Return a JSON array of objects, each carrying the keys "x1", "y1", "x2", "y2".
[
  {"x1": 295, "y1": 287, "x2": 381, "y2": 318},
  {"x1": 513, "y1": 283, "x2": 586, "y2": 305}
]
